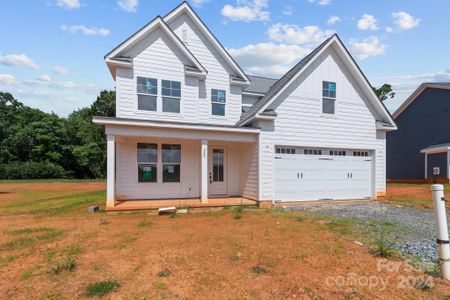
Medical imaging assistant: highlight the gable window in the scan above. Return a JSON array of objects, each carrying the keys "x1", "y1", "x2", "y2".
[
  {"x1": 211, "y1": 89, "x2": 226, "y2": 116},
  {"x1": 137, "y1": 143, "x2": 157, "y2": 182},
  {"x1": 137, "y1": 77, "x2": 157, "y2": 111},
  {"x1": 162, "y1": 144, "x2": 181, "y2": 182},
  {"x1": 322, "y1": 81, "x2": 336, "y2": 114},
  {"x1": 162, "y1": 80, "x2": 181, "y2": 113}
]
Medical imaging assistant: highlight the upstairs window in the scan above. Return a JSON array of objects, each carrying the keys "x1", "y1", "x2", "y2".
[
  {"x1": 322, "y1": 81, "x2": 336, "y2": 114},
  {"x1": 137, "y1": 143, "x2": 157, "y2": 182},
  {"x1": 137, "y1": 77, "x2": 157, "y2": 111},
  {"x1": 162, "y1": 80, "x2": 181, "y2": 113},
  {"x1": 211, "y1": 89, "x2": 226, "y2": 116}
]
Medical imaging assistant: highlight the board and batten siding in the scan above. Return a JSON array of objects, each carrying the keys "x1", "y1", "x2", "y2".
[
  {"x1": 255, "y1": 47, "x2": 386, "y2": 200},
  {"x1": 167, "y1": 13, "x2": 242, "y2": 125},
  {"x1": 115, "y1": 136, "x2": 255, "y2": 200},
  {"x1": 115, "y1": 19, "x2": 243, "y2": 125}
]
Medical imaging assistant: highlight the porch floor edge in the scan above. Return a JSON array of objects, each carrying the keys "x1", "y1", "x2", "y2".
[{"x1": 106, "y1": 197, "x2": 257, "y2": 211}]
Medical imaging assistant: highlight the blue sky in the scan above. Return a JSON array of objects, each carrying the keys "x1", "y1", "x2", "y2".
[{"x1": 0, "y1": 0, "x2": 448, "y2": 116}]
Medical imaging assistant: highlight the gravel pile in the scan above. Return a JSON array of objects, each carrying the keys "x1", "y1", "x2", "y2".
[{"x1": 284, "y1": 201, "x2": 445, "y2": 267}]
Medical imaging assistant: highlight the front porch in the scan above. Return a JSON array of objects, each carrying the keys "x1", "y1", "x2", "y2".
[
  {"x1": 106, "y1": 197, "x2": 257, "y2": 211},
  {"x1": 94, "y1": 117, "x2": 261, "y2": 210}
]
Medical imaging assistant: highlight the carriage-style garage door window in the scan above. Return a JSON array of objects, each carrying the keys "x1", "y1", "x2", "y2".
[
  {"x1": 137, "y1": 143, "x2": 158, "y2": 182},
  {"x1": 162, "y1": 144, "x2": 181, "y2": 182},
  {"x1": 322, "y1": 81, "x2": 336, "y2": 114}
]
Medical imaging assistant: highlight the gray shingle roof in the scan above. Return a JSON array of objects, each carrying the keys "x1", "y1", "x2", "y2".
[
  {"x1": 244, "y1": 75, "x2": 277, "y2": 94},
  {"x1": 236, "y1": 35, "x2": 335, "y2": 126}
]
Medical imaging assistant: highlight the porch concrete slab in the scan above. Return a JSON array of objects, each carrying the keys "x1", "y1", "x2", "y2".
[{"x1": 107, "y1": 197, "x2": 257, "y2": 211}]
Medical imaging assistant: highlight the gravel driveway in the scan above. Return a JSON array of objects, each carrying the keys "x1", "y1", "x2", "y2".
[{"x1": 284, "y1": 201, "x2": 446, "y2": 270}]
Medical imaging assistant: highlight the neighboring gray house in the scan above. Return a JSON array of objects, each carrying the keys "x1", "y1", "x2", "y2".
[
  {"x1": 387, "y1": 83, "x2": 450, "y2": 183},
  {"x1": 93, "y1": 2, "x2": 396, "y2": 210}
]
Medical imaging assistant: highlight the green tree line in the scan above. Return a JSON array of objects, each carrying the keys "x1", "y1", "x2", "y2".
[{"x1": 0, "y1": 90, "x2": 115, "y2": 179}]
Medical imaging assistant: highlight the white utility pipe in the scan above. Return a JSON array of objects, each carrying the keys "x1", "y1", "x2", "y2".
[{"x1": 432, "y1": 184, "x2": 450, "y2": 280}]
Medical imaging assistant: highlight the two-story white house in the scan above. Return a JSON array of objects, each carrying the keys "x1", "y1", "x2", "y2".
[{"x1": 93, "y1": 2, "x2": 397, "y2": 210}]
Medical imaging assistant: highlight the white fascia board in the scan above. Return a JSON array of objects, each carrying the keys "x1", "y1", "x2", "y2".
[
  {"x1": 242, "y1": 91, "x2": 265, "y2": 97},
  {"x1": 105, "y1": 17, "x2": 206, "y2": 75},
  {"x1": 93, "y1": 117, "x2": 260, "y2": 134},
  {"x1": 332, "y1": 38, "x2": 397, "y2": 128},
  {"x1": 244, "y1": 36, "x2": 396, "y2": 128},
  {"x1": 163, "y1": 2, "x2": 250, "y2": 84},
  {"x1": 421, "y1": 147, "x2": 450, "y2": 154}
]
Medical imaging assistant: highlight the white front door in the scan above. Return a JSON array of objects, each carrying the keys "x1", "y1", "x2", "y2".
[{"x1": 209, "y1": 146, "x2": 228, "y2": 196}]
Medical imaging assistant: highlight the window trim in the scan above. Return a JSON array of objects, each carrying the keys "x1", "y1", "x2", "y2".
[
  {"x1": 137, "y1": 143, "x2": 158, "y2": 183},
  {"x1": 162, "y1": 80, "x2": 181, "y2": 114},
  {"x1": 162, "y1": 144, "x2": 181, "y2": 183},
  {"x1": 322, "y1": 81, "x2": 336, "y2": 115},
  {"x1": 137, "y1": 77, "x2": 158, "y2": 112},
  {"x1": 211, "y1": 89, "x2": 226, "y2": 116}
]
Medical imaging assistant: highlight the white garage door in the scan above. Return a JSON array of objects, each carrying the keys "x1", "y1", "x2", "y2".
[{"x1": 274, "y1": 147, "x2": 372, "y2": 202}]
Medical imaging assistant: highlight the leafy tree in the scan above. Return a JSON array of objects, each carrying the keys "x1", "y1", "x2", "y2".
[
  {"x1": 373, "y1": 84, "x2": 395, "y2": 102},
  {"x1": 0, "y1": 90, "x2": 116, "y2": 179}
]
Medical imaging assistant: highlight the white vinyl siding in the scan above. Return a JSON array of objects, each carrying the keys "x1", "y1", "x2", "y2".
[
  {"x1": 256, "y1": 47, "x2": 386, "y2": 200},
  {"x1": 167, "y1": 13, "x2": 242, "y2": 124},
  {"x1": 115, "y1": 137, "x2": 254, "y2": 200}
]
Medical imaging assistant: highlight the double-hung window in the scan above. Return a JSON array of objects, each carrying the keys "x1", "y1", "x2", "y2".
[
  {"x1": 162, "y1": 144, "x2": 181, "y2": 182},
  {"x1": 137, "y1": 77, "x2": 157, "y2": 111},
  {"x1": 162, "y1": 80, "x2": 181, "y2": 113},
  {"x1": 137, "y1": 143, "x2": 157, "y2": 182},
  {"x1": 322, "y1": 81, "x2": 336, "y2": 114},
  {"x1": 211, "y1": 89, "x2": 226, "y2": 116}
]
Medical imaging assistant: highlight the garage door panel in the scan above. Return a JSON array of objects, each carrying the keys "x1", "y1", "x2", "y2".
[{"x1": 274, "y1": 148, "x2": 372, "y2": 202}]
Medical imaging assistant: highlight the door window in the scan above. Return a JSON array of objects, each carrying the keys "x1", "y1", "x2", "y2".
[{"x1": 212, "y1": 149, "x2": 224, "y2": 182}]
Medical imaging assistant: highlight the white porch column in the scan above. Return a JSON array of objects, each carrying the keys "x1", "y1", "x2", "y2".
[
  {"x1": 201, "y1": 139, "x2": 208, "y2": 203},
  {"x1": 106, "y1": 134, "x2": 116, "y2": 208}
]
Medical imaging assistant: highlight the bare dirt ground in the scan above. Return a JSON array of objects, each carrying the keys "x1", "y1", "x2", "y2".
[
  {"x1": 385, "y1": 183, "x2": 450, "y2": 209},
  {"x1": 0, "y1": 181, "x2": 449, "y2": 299}
]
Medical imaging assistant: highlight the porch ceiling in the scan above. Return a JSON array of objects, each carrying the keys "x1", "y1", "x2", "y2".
[{"x1": 94, "y1": 116, "x2": 259, "y2": 143}]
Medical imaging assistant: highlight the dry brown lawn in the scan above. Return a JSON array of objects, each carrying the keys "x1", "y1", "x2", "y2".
[
  {"x1": 385, "y1": 183, "x2": 450, "y2": 209},
  {"x1": 0, "y1": 180, "x2": 450, "y2": 299}
]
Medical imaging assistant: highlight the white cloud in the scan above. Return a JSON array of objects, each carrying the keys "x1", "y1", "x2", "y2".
[
  {"x1": 357, "y1": 14, "x2": 378, "y2": 31},
  {"x1": 228, "y1": 42, "x2": 310, "y2": 76},
  {"x1": 282, "y1": 6, "x2": 293, "y2": 16},
  {"x1": 0, "y1": 74, "x2": 17, "y2": 86},
  {"x1": 221, "y1": 0, "x2": 270, "y2": 22},
  {"x1": 52, "y1": 66, "x2": 70, "y2": 75},
  {"x1": 391, "y1": 11, "x2": 420, "y2": 30},
  {"x1": 349, "y1": 36, "x2": 387, "y2": 60},
  {"x1": 38, "y1": 74, "x2": 52, "y2": 82},
  {"x1": 61, "y1": 25, "x2": 110, "y2": 36},
  {"x1": 327, "y1": 15, "x2": 340, "y2": 25},
  {"x1": 117, "y1": 0, "x2": 138, "y2": 12},
  {"x1": 267, "y1": 23, "x2": 334, "y2": 46},
  {"x1": 0, "y1": 53, "x2": 39, "y2": 70},
  {"x1": 386, "y1": 26, "x2": 394, "y2": 33},
  {"x1": 54, "y1": 0, "x2": 80, "y2": 9},
  {"x1": 191, "y1": 0, "x2": 211, "y2": 6},
  {"x1": 308, "y1": 0, "x2": 331, "y2": 6}
]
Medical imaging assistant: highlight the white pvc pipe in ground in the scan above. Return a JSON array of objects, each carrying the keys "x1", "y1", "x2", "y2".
[{"x1": 432, "y1": 184, "x2": 450, "y2": 280}]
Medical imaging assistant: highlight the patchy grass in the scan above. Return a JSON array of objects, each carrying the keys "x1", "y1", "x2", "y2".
[
  {"x1": 137, "y1": 219, "x2": 152, "y2": 228},
  {"x1": 0, "y1": 181, "x2": 449, "y2": 299},
  {"x1": 51, "y1": 257, "x2": 76, "y2": 274},
  {"x1": 251, "y1": 266, "x2": 267, "y2": 274},
  {"x1": 385, "y1": 183, "x2": 450, "y2": 209},
  {"x1": 85, "y1": 279, "x2": 121, "y2": 297}
]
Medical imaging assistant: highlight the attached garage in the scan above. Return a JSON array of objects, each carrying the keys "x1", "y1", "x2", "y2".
[{"x1": 274, "y1": 147, "x2": 373, "y2": 202}]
